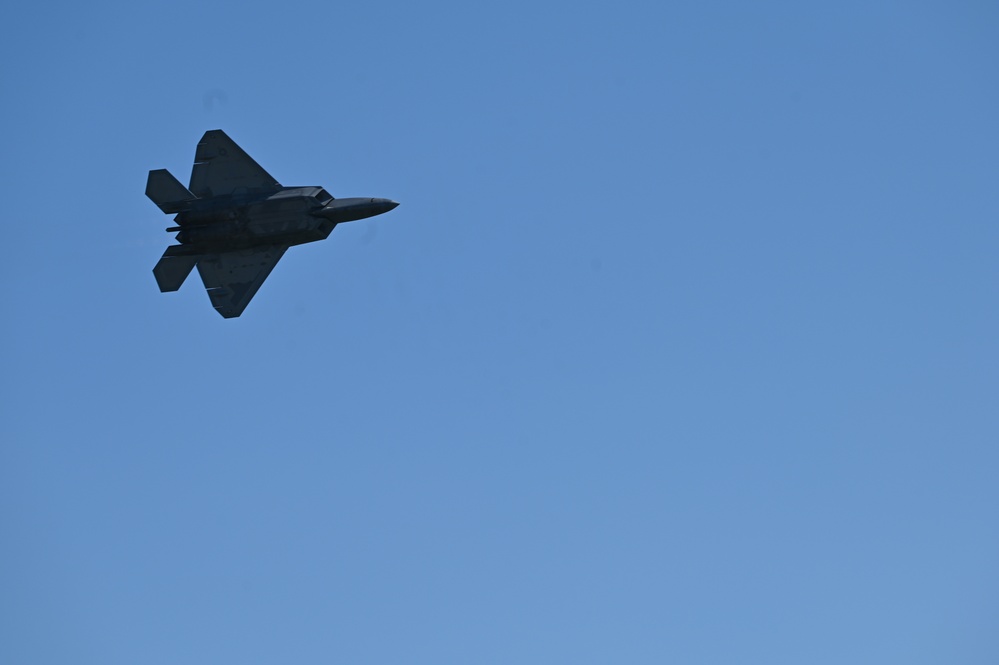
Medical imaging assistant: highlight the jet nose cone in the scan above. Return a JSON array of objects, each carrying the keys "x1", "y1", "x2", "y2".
[
  {"x1": 372, "y1": 198, "x2": 399, "y2": 214},
  {"x1": 371, "y1": 199, "x2": 399, "y2": 215}
]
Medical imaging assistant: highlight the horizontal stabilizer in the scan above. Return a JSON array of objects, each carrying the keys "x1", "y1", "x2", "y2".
[
  {"x1": 153, "y1": 246, "x2": 200, "y2": 292},
  {"x1": 146, "y1": 169, "x2": 197, "y2": 214}
]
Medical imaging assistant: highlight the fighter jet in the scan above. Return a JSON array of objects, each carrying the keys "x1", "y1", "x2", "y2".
[{"x1": 146, "y1": 129, "x2": 398, "y2": 318}]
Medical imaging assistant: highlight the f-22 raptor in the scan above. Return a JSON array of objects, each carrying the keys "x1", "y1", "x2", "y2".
[{"x1": 146, "y1": 130, "x2": 398, "y2": 318}]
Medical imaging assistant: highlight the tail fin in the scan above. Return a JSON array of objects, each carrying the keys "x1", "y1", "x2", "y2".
[
  {"x1": 153, "y1": 245, "x2": 200, "y2": 292},
  {"x1": 146, "y1": 169, "x2": 197, "y2": 214}
]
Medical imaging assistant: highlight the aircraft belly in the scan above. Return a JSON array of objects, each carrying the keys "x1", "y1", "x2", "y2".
[{"x1": 247, "y1": 213, "x2": 310, "y2": 236}]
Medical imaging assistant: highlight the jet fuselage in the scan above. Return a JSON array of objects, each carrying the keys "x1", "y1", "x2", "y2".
[{"x1": 171, "y1": 187, "x2": 397, "y2": 252}]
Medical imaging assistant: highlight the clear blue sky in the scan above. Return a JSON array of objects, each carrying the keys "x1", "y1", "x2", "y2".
[{"x1": 2, "y1": 1, "x2": 997, "y2": 663}]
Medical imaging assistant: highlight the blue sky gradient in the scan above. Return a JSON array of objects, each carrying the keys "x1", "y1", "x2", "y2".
[{"x1": 2, "y1": 2, "x2": 998, "y2": 663}]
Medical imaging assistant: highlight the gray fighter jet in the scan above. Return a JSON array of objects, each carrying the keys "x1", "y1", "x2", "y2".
[{"x1": 146, "y1": 129, "x2": 398, "y2": 318}]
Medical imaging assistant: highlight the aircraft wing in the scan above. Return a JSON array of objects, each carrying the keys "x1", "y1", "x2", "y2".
[
  {"x1": 189, "y1": 129, "x2": 281, "y2": 198},
  {"x1": 196, "y1": 245, "x2": 288, "y2": 318}
]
